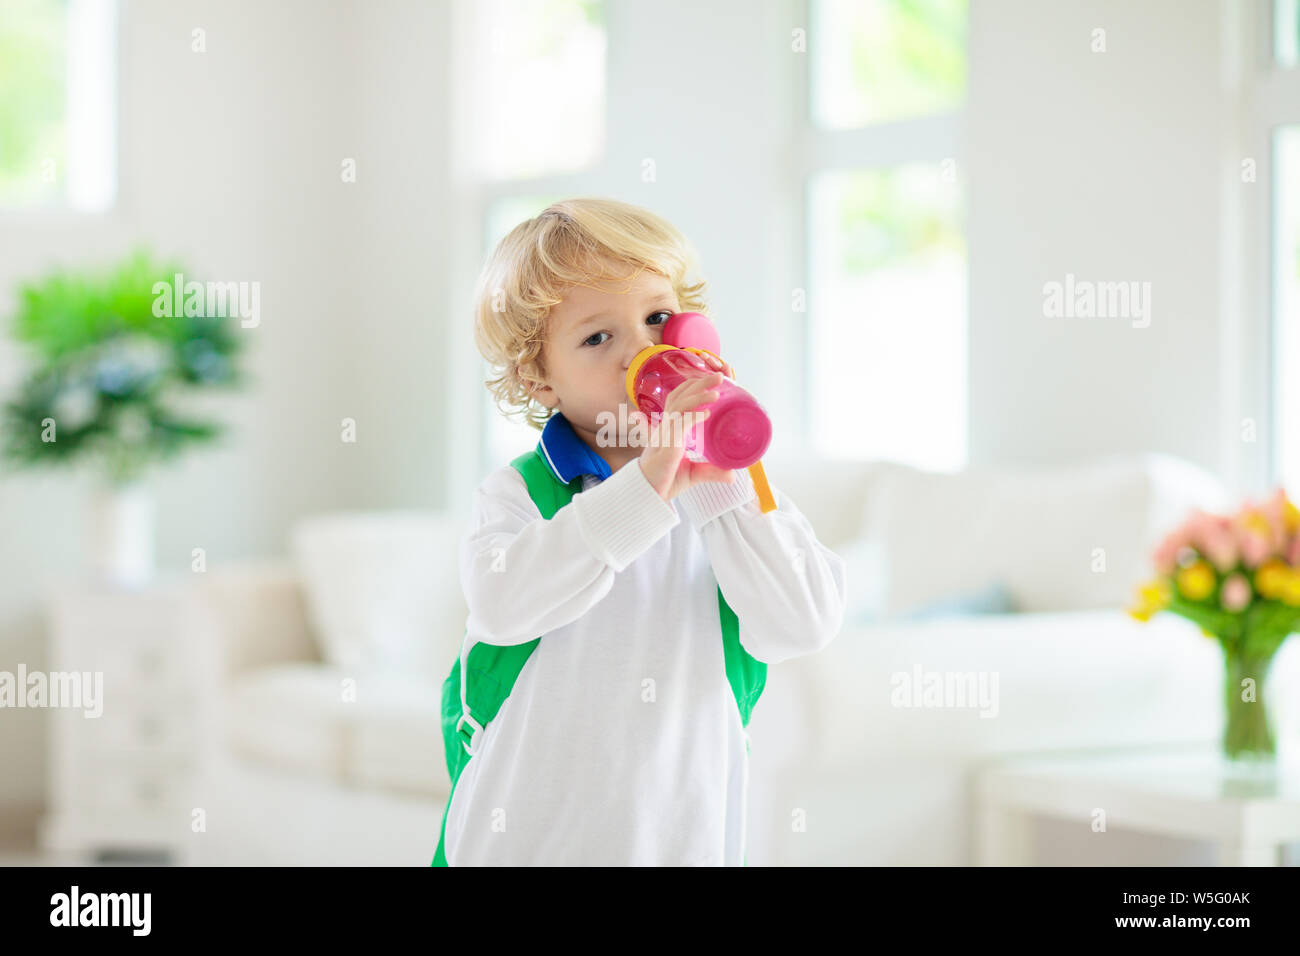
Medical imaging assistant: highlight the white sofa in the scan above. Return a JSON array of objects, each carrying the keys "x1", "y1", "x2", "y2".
[{"x1": 185, "y1": 452, "x2": 1300, "y2": 866}]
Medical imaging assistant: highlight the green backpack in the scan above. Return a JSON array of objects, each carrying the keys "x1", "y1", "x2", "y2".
[{"x1": 431, "y1": 443, "x2": 767, "y2": 866}]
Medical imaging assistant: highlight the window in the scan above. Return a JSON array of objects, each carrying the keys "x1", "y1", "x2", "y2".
[
  {"x1": 803, "y1": 0, "x2": 968, "y2": 469},
  {"x1": 1278, "y1": 0, "x2": 1299, "y2": 68},
  {"x1": 460, "y1": 0, "x2": 605, "y2": 182},
  {"x1": 1274, "y1": 126, "x2": 1300, "y2": 490},
  {"x1": 1265, "y1": 1, "x2": 1300, "y2": 492},
  {"x1": 0, "y1": 0, "x2": 117, "y2": 211},
  {"x1": 811, "y1": 0, "x2": 965, "y2": 128},
  {"x1": 808, "y1": 164, "x2": 965, "y2": 469}
]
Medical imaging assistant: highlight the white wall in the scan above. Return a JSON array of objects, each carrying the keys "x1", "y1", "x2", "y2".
[
  {"x1": 342, "y1": 0, "x2": 456, "y2": 509},
  {"x1": 965, "y1": 0, "x2": 1238, "y2": 480}
]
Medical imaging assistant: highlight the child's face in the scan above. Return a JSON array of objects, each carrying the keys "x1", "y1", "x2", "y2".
[{"x1": 529, "y1": 262, "x2": 681, "y2": 460}]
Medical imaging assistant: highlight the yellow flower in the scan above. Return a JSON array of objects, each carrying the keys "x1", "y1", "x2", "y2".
[
  {"x1": 1239, "y1": 511, "x2": 1271, "y2": 537},
  {"x1": 1127, "y1": 577, "x2": 1171, "y2": 621},
  {"x1": 1141, "y1": 578, "x2": 1170, "y2": 604},
  {"x1": 1278, "y1": 570, "x2": 1300, "y2": 607},
  {"x1": 1254, "y1": 558, "x2": 1289, "y2": 599},
  {"x1": 1176, "y1": 560, "x2": 1216, "y2": 601},
  {"x1": 1283, "y1": 495, "x2": 1300, "y2": 534}
]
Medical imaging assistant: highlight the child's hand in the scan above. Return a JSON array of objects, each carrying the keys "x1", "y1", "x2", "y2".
[
  {"x1": 634, "y1": 371, "x2": 736, "y2": 502},
  {"x1": 699, "y1": 352, "x2": 734, "y2": 378}
]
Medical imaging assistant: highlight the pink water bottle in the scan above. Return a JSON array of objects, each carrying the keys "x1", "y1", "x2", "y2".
[{"x1": 624, "y1": 312, "x2": 772, "y2": 470}]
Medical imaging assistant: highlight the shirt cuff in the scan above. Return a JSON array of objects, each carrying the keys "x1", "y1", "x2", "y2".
[
  {"x1": 571, "y1": 457, "x2": 681, "y2": 572},
  {"x1": 675, "y1": 466, "x2": 758, "y2": 531}
]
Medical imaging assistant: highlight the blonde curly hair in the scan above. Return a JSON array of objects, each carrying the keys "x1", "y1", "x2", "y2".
[{"x1": 473, "y1": 197, "x2": 708, "y2": 431}]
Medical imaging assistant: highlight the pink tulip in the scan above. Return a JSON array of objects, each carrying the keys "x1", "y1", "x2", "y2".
[
  {"x1": 1261, "y1": 489, "x2": 1290, "y2": 552},
  {"x1": 1184, "y1": 510, "x2": 1215, "y2": 551},
  {"x1": 1220, "y1": 573, "x2": 1252, "y2": 612},
  {"x1": 1239, "y1": 530, "x2": 1272, "y2": 569},
  {"x1": 1153, "y1": 526, "x2": 1192, "y2": 575},
  {"x1": 1200, "y1": 516, "x2": 1239, "y2": 573},
  {"x1": 1151, "y1": 494, "x2": 1300, "y2": 577},
  {"x1": 1271, "y1": 487, "x2": 1299, "y2": 559},
  {"x1": 1231, "y1": 496, "x2": 1284, "y2": 567},
  {"x1": 1152, "y1": 543, "x2": 1177, "y2": 575}
]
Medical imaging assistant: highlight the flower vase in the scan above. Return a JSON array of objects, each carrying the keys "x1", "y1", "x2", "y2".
[
  {"x1": 1221, "y1": 642, "x2": 1277, "y2": 765},
  {"x1": 88, "y1": 480, "x2": 155, "y2": 589}
]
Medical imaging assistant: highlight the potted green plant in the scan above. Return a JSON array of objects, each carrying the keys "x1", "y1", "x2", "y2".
[{"x1": 1, "y1": 248, "x2": 247, "y2": 587}]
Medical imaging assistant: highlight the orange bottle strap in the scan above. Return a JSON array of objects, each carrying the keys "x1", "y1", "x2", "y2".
[{"x1": 747, "y1": 460, "x2": 777, "y2": 514}]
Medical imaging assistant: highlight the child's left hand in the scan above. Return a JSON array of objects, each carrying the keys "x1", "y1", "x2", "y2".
[{"x1": 699, "y1": 352, "x2": 733, "y2": 379}]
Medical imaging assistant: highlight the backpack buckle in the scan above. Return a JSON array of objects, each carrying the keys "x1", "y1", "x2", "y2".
[{"x1": 456, "y1": 712, "x2": 484, "y2": 757}]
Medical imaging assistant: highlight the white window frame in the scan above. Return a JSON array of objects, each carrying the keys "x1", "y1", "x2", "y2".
[
  {"x1": 1232, "y1": 0, "x2": 1300, "y2": 493},
  {"x1": 791, "y1": 0, "x2": 967, "y2": 466},
  {"x1": 0, "y1": 0, "x2": 118, "y2": 217}
]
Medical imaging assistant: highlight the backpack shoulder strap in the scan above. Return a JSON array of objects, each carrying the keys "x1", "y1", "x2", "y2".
[
  {"x1": 511, "y1": 446, "x2": 585, "y2": 519},
  {"x1": 718, "y1": 588, "x2": 766, "y2": 731},
  {"x1": 452, "y1": 445, "x2": 580, "y2": 755}
]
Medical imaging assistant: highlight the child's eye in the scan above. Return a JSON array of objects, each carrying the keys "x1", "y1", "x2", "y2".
[{"x1": 581, "y1": 313, "x2": 671, "y2": 348}]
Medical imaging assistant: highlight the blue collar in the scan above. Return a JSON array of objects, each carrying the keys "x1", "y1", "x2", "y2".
[{"x1": 538, "y1": 412, "x2": 613, "y2": 484}]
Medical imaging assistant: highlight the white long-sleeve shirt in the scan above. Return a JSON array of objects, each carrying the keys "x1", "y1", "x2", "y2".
[{"x1": 443, "y1": 413, "x2": 846, "y2": 866}]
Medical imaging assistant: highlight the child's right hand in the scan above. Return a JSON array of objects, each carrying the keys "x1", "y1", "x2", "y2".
[{"x1": 633, "y1": 371, "x2": 737, "y2": 501}]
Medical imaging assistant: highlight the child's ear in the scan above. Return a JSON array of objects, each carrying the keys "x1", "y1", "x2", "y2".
[
  {"x1": 521, "y1": 369, "x2": 558, "y2": 410},
  {"x1": 533, "y1": 386, "x2": 559, "y2": 410}
]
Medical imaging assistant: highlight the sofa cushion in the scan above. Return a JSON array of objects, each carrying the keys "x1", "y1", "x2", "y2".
[
  {"x1": 759, "y1": 454, "x2": 880, "y2": 553},
  {"x1": 349, "y1": 675, "x2": 448, "y2": 797},
  {"x1": 857, "y1": 462, "x2": 1007, "y2": 619},
  {"x1": 993, "y1": 453, "x2": 1232, "y2": 612},
  {"x1": 901, "y1": 580, "x2": 1016, "y2": 620},
  {"x1": 856, "y1": 453, "x2": 1231, "y2": 616},
  {"x1": 289, "y1": 511, "x2": 469, "y2": 684},
  {"x1": 224, "y1": 664, "x2": 353, "y2": 779},
  {"x1": 836, "y1": 534, "x2": 889, "y2": 627},
  {"x1": 780, "y1": 609, "x2": 1234, "y2": 770},
  {"x1": 223, "y1": 663, "x2": 446, "y2": 797},
  {"x1": 988, "y1": 455, "x2": 1151, "y2": 612}
]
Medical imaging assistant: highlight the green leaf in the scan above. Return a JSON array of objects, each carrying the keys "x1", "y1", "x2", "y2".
[{"x1": 2, "y1": 248, "x2": 247, "y2": 482}]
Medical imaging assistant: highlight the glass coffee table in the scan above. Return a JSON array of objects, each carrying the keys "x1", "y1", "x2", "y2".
[{"x1": 973, "y1": 741, "x2": 1300, "y2": 866}]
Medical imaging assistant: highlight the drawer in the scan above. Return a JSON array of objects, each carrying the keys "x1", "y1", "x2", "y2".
[
  {"x1": 50, "y1": 607, "x2": 201, "y2": 688},
  {"x1": 50, "y1": 749, "x2": 198, "y2": 812},
  {"x1": 82, "y1": 765, "x2": 198, "y2": 812},
  {"x1": 71, "y1": 639, "x2": 194, "y2": 688},
  {"x1": 71, "y1": 698, "x2": 200, "y2": 759}
]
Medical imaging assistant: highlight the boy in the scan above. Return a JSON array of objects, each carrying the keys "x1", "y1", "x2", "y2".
[{"x1": 435, "y1": 197, "x2": 846, "y2": 866}]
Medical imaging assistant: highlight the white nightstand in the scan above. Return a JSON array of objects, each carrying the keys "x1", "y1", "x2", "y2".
[
  {"x1": 37, "y1": 573, "x2": 219, "y2": 864},
  {"x1": 974, "y1": 742, "x2": 1300, "y2": 867}
]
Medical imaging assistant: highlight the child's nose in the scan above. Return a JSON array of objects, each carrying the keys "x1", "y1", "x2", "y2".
[{"x1": 622, "y1": 335, "x2": 656, "y2": 369}]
